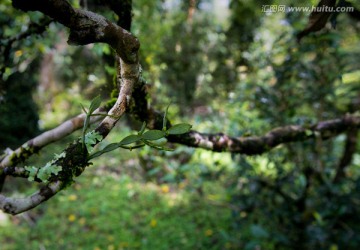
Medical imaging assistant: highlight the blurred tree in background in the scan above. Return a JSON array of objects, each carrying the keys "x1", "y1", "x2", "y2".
[{"x1": 1, "y1": 0, "x2": 360, "y2": 249}]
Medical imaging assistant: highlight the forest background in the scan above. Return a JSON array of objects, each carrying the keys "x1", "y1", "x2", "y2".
[{"x1": 1, "y1": 0, "x2": 360, "y2": 249}]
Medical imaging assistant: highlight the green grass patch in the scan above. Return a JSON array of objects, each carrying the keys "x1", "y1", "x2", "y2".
[{"x1": 0, "y1": 173, "x2": 237, "y2": 250}]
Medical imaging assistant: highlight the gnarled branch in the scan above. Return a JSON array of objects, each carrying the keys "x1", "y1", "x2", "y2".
[
  {"x1": 166, "y1": 115, "x2": 360, "y2": 155},
  {"x1": 12, "y1": 0, "x2": 139, "y2": 64},
  {"x1": 0, "y1": 108, "x2": 105, "y2": 170},
  {"x1": 0, "y1": 0, "x2": 140, "y2": 215}
]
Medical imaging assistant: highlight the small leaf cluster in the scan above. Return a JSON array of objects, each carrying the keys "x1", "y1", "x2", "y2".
[
  {"x1": 88, "y1": 105, "x2": 192, "y2": 160},
  {"x1": 24, "y1": 152, "x2": 65, "y2": 183},
  {"x1": 84, "y1": 131, "x2": 103, "y2": 153},
  {"x1": 81, "y1": 95, "x2": 104, "y2": 150}
]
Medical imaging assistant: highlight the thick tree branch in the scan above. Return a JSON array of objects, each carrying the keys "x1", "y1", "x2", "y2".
[
  {"x1": 166, "y1": 115, "x2": 360, "y2": 155},
  {"x1": 130, "y1": 79, "x2": 360, "y2": 155},
  {"x1": 12, "y1": 0, "x2": 139, "y2": 64},
  {"x1": 4, "y1": 0, "x2": 358, "y2": 216},
  {"x1": 0, "y1": 0, "x2": 140, "y2": 215},
  {"x1": 104, "y1": 0, "x2": 133, "y2": 30},
  {"x1": 0, "y1": 108, "x2": 105, "y2": 171},
  {"x1": 95, "y1": 58, "x2": 140, "y2": 138},
  {"x1": 0, "y1": 180, "x2": 62, "y2": 215}
]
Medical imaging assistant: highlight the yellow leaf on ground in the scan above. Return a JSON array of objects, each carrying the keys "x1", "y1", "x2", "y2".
[
  {"x1": 161, "y1": 185, "x2": 170, "y2": 193},
  {"x1": 150, "y1": 219, "x2": 157, "y2": 227},
  {"x1": 205, "y1": 229, "x2": 213, "y2": 236},
  {"x1": 68, "y1": 214, "x2": 76, "y2": 222}
]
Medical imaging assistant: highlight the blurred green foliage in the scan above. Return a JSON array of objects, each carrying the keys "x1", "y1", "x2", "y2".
[
  {"x1": 0, "y1": 175, "x2": 236, "y2": 250},
  {"x1": 1, "y1": 0, "x2": 360, "y2": 249},
  {"x1": 0, "y1": 0, "x2": 45, "y2": 149}
]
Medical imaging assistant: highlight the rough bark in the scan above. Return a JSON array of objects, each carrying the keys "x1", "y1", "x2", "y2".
[
  {"x1": 1, "y1": 0, "x2": 359, "y2": 215},
  {"x1": 0, "y1": 0, "x2": 140, "y2": 214}
]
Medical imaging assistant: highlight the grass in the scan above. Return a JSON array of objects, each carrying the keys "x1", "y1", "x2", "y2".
[{"x1": 0, "y1": 169, "x2": 237, "y2": 250}]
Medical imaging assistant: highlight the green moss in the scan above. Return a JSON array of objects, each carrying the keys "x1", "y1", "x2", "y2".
[
  {"x1": 53, "y1": 141, "x2": 89, "y2": 187},
  {"x1": 105, "y1": 97, "x2": 117, "y2": 110},
  {"x1": 129, "y1": 78, "x2": 149, "y2": 121},
  {"x1": 110, "y1": 87, "x2": 119, "y2": 99}
]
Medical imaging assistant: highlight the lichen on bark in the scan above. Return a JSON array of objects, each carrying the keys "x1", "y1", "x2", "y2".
[{"x1": 52, "y1": 140, "x2": 89, "y2": 186}]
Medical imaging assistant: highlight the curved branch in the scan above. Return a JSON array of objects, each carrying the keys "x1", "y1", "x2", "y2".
[
  {"x1": 11, "y1": 0, "x2": 141, "y2": 139},
  {"x1": 6, "y1": 0, "x2": 358, "y2": 216},
  {"x1": 166, "y1": 115, "x2": 360, "y2": 155},
  {"x1": 129, "y1": 82, "x2": 360, "y2": 155},
  {"x1": 0, "y1": 180, "x2": 62, "y2": 215},
  {"x1": 1, "y1": 0, "x2": 140, "y2": 215},
  {"x1": 12, "y1": 0, "x2": 139, "y2": 64},
  {"x1": 95, "y1": 58, "x2": 140, "y2": 138},
  {"x1": 0, "y1": 108, "x2": 105, "y2": 170},
  {"x1": 129, "y1": 79, "x2": 360, "y2": 155}
]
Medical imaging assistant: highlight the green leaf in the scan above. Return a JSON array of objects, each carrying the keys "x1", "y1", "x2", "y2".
[
  {"x1": 250, "y1": 224, "x2": 269, "y2": 238},
  {"x1": 54, "y1": 152, "x2": 66, "y2": 160},
  {"x1": 142, "y1": 130, "x2": 165, "y2": 140},
  {"x1": 82, "y1": 96, "x2": 102, "y2": 147},
  {"x1": 25, "y1": 166, "x2": 38, "y2": 182},
  {"x1": 120, "y1": 144, "x2": 145, "y2": 150},
  {"x1": 89, "y1": 141, "x2": 145, "y2": 160},
  {"x1": 119, "y1": 134, "x2": 142, "y2": 145},
  {"x1": 163, "y1": 104, "x2": 171, "y2": 131},
  {"x1": 82, "y1": 115, "x2": 90, "y2": 147},
  {"x1": 148, "y1": 137, "x2": 167, "y2": 146},
  {"x1": 305, "y1": 129, "x2": 313, "y2": 136},
  {"x1": 37, "y1": 163, "x2": 62, "y2": 183},
  {"x1": 161, "y1": 173, "x2": 176, "y2": 182},
  {"x1": 157, "y1": 146, "x2": 174, "y2": 151},
  {"x1": 103, "y1": 143, "x2": 123, "y2": 152},
  {"x1": 144, "y1": 140, "x2": 174, "y2": 151},
  {"x1": 88, "y1": 143, "x2": 122, "y2": 160},
  {"x1": 89, "y1": 95, "x2": 102, "y2": 114},
  {"x1": 138, "y1": 121, "x2": 147, "y2": 135},
  {"x1": 147, "y1": 167, "x2": 161, "y2": 176},
  {"x1": 167, "y1": 123, "x2": 192, "y2": 135},
  {"x1": 85, "y1": 131, "x2": 103, "y2": 152},
  {"x1": 80, "y1": 103, "x2": 87, "y2": 114}
]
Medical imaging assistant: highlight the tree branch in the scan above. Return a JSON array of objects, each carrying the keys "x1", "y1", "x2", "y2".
[
  {"x1": 0, "y1": 108, "x2": 105, "y2": 170},
  {"x1": 165, "y1": 115, "x2": 360, "y2": 155},
  {"x1": 4, "y1": 0, "x2": 359, "y2": 215},
  {"x1": 12, "y1": 0, "x2": 139, "y2": 64},
  {"x1": 0, "y1": 0, "x2": 140, "y2": 215},
  {"x1": 0, "y1": 180, "x2": 62, "y2": 215},
  {"x1": 130, "y1": 78, "x2": 360, "y2": 155},
  {"x1": 95, "y1": 57, "x2": 140, "y2": 138}
]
